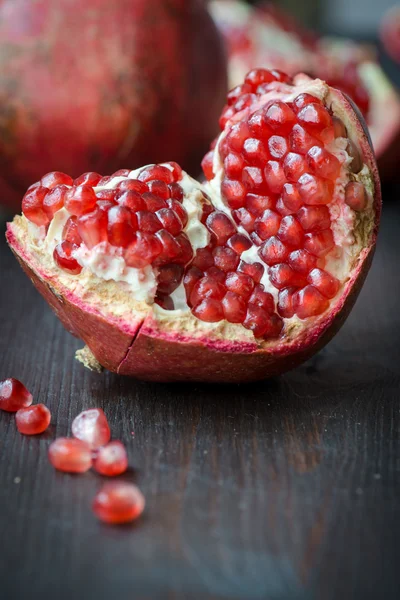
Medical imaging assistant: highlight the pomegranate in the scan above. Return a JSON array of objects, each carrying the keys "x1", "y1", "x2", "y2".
[
  {"x1": 16, "y1": 404, "x2": 51, "y2": 435},
  {"x1": 0, "y1": 0, "x2": 227, "y2": 211},
  {"x1": 7, "y1": 71, "x2": 380, "y2": 382},
  {"x1": 209, "y1": 0, "x2": 400, "y2": 178},
  {"x1": 0, "y1": 378, "x2": 33, "y2": 412},
  {"x1": 92, "y1": 482, "x2": 145, "y2": 525}
]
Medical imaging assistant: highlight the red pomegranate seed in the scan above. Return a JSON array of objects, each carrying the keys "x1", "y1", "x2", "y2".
[
  {"x1": 304, "y1": 230, "x2": 335, "y2": 257},
  {"x1": 227, "y1": 233, "x2": 251, "y2": 255},
  {"x1": 107, "y1": 206, "x2": 135, "y2": 248},
  {"x1": 222, "y1": 292, "x2": 247, "y2": 323},
  {"x1": 289, "y1": 124, "x2": 321, "y2": 155},
  {"x1": 74, "y1": 172, "x2": 102, "y2": 186},
  {"x1": 254, "y1": 209, "x2": 281, "y2": 240},
  {"x1": 97, "y1": 176, "x2": 113, "y2": 186},
  {"x1": 116, "y1": 179, "x2": 148, "y2": 194},
  {"x1": 224, "y1": 153, "x2": 246, "y2": 179},
  {"x1": 243, "y1": 305, "x2": 271, "y2": 337},
  {"x1": 96, "y1": 191, "x2": 118, "y2": 208},
  {"x1": 65, "y1": 185, "x2": 97, "y2": 216},
  {"x1": 283, "y1": 153, "x2": 307, "y2": 183},
  {"x1": 175, "y1": 233, "x2": 193, "y2": 265},
  {"x1": 155, "y1": 294, "x2": 174, "y2": 310},
  {"x1": 345, "y1": 182, "x2": 367, "y2": 211},
  {"x1": 206, "y1": 211, "x2": 236, "y2": 245},
  {"x1": 205, "y1": 266, "x2": 225, "y2": 283},
  {"x1": 297, "y1": 174, "x2": 333, "y2": 205},
  {"x1": 248, "y1": 109, "x2": 271, "y2": 139},
  {"x1": 200, "y1": 201, "x2": 214, "y2": 224},
  {"x1": 297, "y1": 103, "x2": 332, "y2": 134},
  {"x1": 183, "y1": 266, "x2": 203, "y2": 299},
  {"x1": 259, "y1": 236, "x2": 290, "y2": 265},
  {"x1": 307, "y1": 268, "x2": 340, "y2": 298},
  {"x1": 117, "y1": 190, "x2": 146, "y2": 212},
  {"x1": 226, "y1": 121, "x2": 250, "y2": 152},
  {"x1": 112, "y1": 169, "x2": 131, "y2": 177},
  {"x1": 48, "y1": 438, "x2": 92, "y2": 473},
  {"x1": 269, "y1": 263, "x2": 305, "y2": 290},
  {"x1": 242, "y1": 167, "x2": 266, "y2": 193},
  {"x1": 275, "y1": 197, "x2": 293, "y2": 216},
  {"x1": 77, "y1": 208, "x2": 108, "y2": 249},
  {"x1": 277, "y1": 287, "x2": 296, "y2": 318},
  {"x1": 277, "y1": 215, "x2": 304, "y2": 247},
  {"x1": 245, "y1": 194, "x2": 274, "y2": 216},
  {"x1": 162, "y1": 161, "x2": 182, "y2": 181},
  {"x1": 238, "y1": 260, "x2": 264, "y2": 283},
  {"x1": 22, "y1": 186, "x2": 50, "y2": 226},
  {"x1": 147, "y1": 180, "x2": 170, "y2": 200},
  {"x1": 154, "y1": 230, "x2": 182, "y2": 265},
  {"x1": 201, "y1": 150, "x2": 215, "y2": 181},
  {"x1": 142, "y1": 192, "x2": 167, "y2": 212},
  {"x1": 232, "y1": 207, "x2": 256, "y2": 233},
  {"x1": 248, "y1": 285, "x2": 275, "y2": 313},
  {"x1": 234, "y1": 92, "x2": 257, "y2": 112},
  {"x1": 190, "y1": 275, "x2": 225, "y2": 306},
  {"x1": 167, "y1": 199, "x2": 188, "y2": 227},
  {"x1": 53, "y1": 241, "x2": 82, "y2": 274},
  {"x1": 243, "y1": 138, "x2": 269, "y2": 165},
  {"x1": 41, "y1": 171, "x2": 73, "y2": 188},
  {"x1": 193, "y1": 247, "x2": 214, "y2": 271},
  {"x1": 193, "y1": 298, "x2": 223, "y2": 322},
  {"x1": 169, "y1": 183, "x2": 184, "y2": 202},
  {"x1": 224, "y1": 272, "x2": 254, "y2": 298},
  {"x1": 281, "y1": 183, "x2": 302, "y2": 212},
  {"x1": 294, "y1": 285, "x2": 329, "y2": 319},
  {"x1": 297, "y1": 206, "x2": 331, "y2": 232},
  {"x1": 219, "y1": 104, "x2": 236, "y2": 130},
  {"x1": 269, "y1": 69, "x2": 291, "y2": 83},
  {"x1": 0, "y1": 378, "x2": 33, "y2": 412},
  {"x1": 136, "y1": 211, "x2": 162, "y2": 234},
  {"x1": 221, "y1": 178, "x2": 247, "y2": 209},
  {"x1": 264, "y1": 161, "x2": 286, "y2": 193},
  {"x1": 93, "y1": 441, "x2": 129, "y2": 477},
  {"x1": 288, "y1": 249, "x2": 317, "y2": 274},
  {"x1": 245, "y1": 68, "x2": 277, "y2": 89},
  {"x1": 227, "y1": 82, "x2": 252, "y2": 105},
  {"x1": 268, "y1": 135, "x2": 288, "y2": 159},
  {"x1": 213, "y1": 247, "x2": 239, "y2": 272},
  {"x1": 264, "y1": 101, "x2": 296, "y2": 134},
  {"x1": 125, "y1": 232, "x2": 162, "y2": 268},
  {"x1": 307, "y1": 146, "x2": 341, "y2": 180},
  {"x1": 292, "y1": 93, "x2": 320, "y2": 112},
  {"x1": 92, "y1": 482, "x2": 145, "y2": 525},
  {"x1": 156, "y1": 208, "x2": 183, "y2": 236},
  {"x1": 62, "y1": 216, "x2": 82, "y2": 246},
  {"x1": 72, "y1": 408, "x2": 111, "y2": 450},
  {"x1": 157, "y1": 264, "x2": 184, "y2": 295},
  {"x1": 138, "y1": 165, "x2": 174, "y2": 184},
  {"x1": 43, "y1": 185, "x2": 67, "y2": 217},
  {"x1": 16, "y1": 404, "x2": 51, "y2": 435}
]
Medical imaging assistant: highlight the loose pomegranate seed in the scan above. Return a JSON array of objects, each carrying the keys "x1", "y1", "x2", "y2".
[
  {"x1": 254, "y1": 209, "x2": 281, "y2": 240},
  {"x1": 304, "y1": 230, "x2": 335, "y2": 257},
  {"x1": 53, "y1": 241, "x2": 82, "y2": 274},
  {"x1": 41, "y1": 171, "x2": 73, "y2": 188},
  {"x1": 345, "y1": 182, "x2": 367, "y2": 211},
  {"x1": 221, "y1": 178, "x2": 247, "y2": 209},
  {"x1": 157, "y1": 264, "x2": 184, "y2": 295},
  {"x1": 92, "y1": 482, "x2": 145, "y2": 525},
  {"x1": 238, "y1": 261, "x2": 264, "y2": 283},
  {"x1": 259, "y1": 236, "x2": 290, "y2": 265},
  {"x1": 288, "y1": 249, "x2": 317, "y2": 274},
  {"x1": 277, "y1": 215, "x2": 304, "y2": 247},
  {"x1": 289, "y1": 124, "x2": 321, "y2": 155},
  {"x1": 277, "y1": 287, "x2": 296, "y2": 318},
  {"x1": 116, "y1": 179, "x2": 148, "y2": 194},
  {"x1": 307, "y1": 146, "x2": 341, "y2": 180},
  {"x1": 264, "y1": 102, "x2": 296, "y2": 134},
  {"x1": 297, "y1": 206, "x2": 331, "y2": 232},
  {"x1": 269, "y1": 263, "x2": 305, "y2": 289},
  {"x1": 297, "y1": 103, "x2": 332, "y2": 134},
  {"x1": 65, "y1": 185, "x2": 97, "y2": 216},
  {"x1": 138, "y1": 165, "x2": 174, "y2": 184},
  {"x1": 294, "y1": 285, "x2": 329, "y2": 319},
  {"x1": 77, "y1": 208, "x2": 108, "y2": 249},
  {"x1": 201, "y1": 150, "x2": 215, "y2": 181},
  {"x1": 16, "y1": 404, "x2": 51, "y2": 435},
  {"x1": 227, "y1": 82, "x2": 253, "y2": 105},
  {"x1": 213, "y1": 247, "x2": 239, "y2": 272},
  {"x1": 307, "y1": 268, "x2": 340, "y2": 298},
  {"x1": 48, "y1": 438, "x2": 92, "y2": 473},
  {"x1": 125, "y1": 232, "x2": 162, "y2": 268},
  {"x1": 264, "y1": 161, "x2": 286, "y2": 193},
  {"x1": 169, "y1": 183, "x2": 184, "y2": 202},
  {"x1": 93, "y1": 441, "x2": 129, "y2": 477},
  {"x1": 22, "y1": 186, "x2": 50, "y2": 226},
  {"x1": 147, "y1": 180, "x2": 170, "y2": 200},
  {"x1": 72, "y1": 408, "x2": 111, "y2": 449},
  {"x1": 227, "y1": 233, "x2": 251, "y2": 255},
  {"x1": 74, "y1": 172, "x2": 102, "y2": 186},
  {"x1": 0, "y1": 379, "x2": 33, "y2": 412},
  {"x1": 222, "y1": 292, "x2": 247, "y2": 323},
  {"x1": 248, "y1": 285, "x2": 275, "y2": 313},
  {"x1": 297, "y1": 173, "x2": 333, "y2": 205},
  {"x1": 62, "y1": 216, "x2": 82, "y2": 246},
  {"x1": 206, "y1": 212, "x2": 236, "y2": 245},
  {"x1": 107, "y1": 206, "x2": 135, "y2": 248}
]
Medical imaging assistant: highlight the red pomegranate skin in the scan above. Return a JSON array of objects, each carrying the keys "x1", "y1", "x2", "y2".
[{"x1": 0, "y1": 0, "x2": 227, "y2": 211}]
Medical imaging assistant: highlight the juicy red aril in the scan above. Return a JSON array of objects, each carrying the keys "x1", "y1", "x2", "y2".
[
  {"x1": 22, "y1": 186, "x2": 50, "y2": 226},
  {"x1": 92, "y1": 482, "x2": 145, "y2": 525},
  {"x1": 190, "y1": 276, "x2": 225, "y2": 307},
  {"x1": 16, "y1": 404, "x2": 51, "y2": 435},
  {"x1": 294, "y1": 285, "x2": 329, "y2": 318},
  {"x1": 289, "y1": 124, "x2": 321, "y2": 155},
  {"x1": 156, "y1": 208, "x2": 183, "y2": 235},
  {"x1": 193, "y1": 247, "x2": 214, "y2": 270},
  {"x1": 268, "y1": 135, "x2": 288, "y2": 159},
  {"x1": 65, "y1": 185, "x2": 97, "y2": 216},
  {"x1": 53, "y1": 241, "x2": 82, "y2": 274},
  {"x1": 213, "y1": 247, "x2": 239, "y2": 272},
  {"x1": 147, "y1": 180, "x2": 170, "y2": 200},
  {"x1": 242, "y1": 167, "x2": 266, "y2": 193},
  {"x1": 292, "y1": 93, "x2": 321, "y2": 112},
  {"x1": 307, "y1": 268, "x2": 340, "y2": 298},
  {"x1": 93, "y1": 441, "x2": 129, "y2": 477},
  {"x1": 304, "y1": 230, "x2": 335, "y2": 257},
  {"x1": 259, "y1": 237, "x2": 290, "y2": 265},
  {"x1": 297, "y1": 174, "x2": 333, "y2": 205},
  {"x1": 71, "y1": 408, "x2": 111, "y2": 450},
  {"x1": 234, "y1": 92, "x2": 257, "y2": 112},
  {"x1": 163, "y1": 161, "x2": 183, "y2": 181},
  {"x1": 175, "y1": 233, "x2": 193, "y2": 265},
  {"x1": 269, "y1": 263, "x2": 306, "y2": 290},
  {"x1": 48, "y1": 438, "x2": 92, "y2": 473},
  {"x1": 227, "y1": 82, "x2": 252, "y2": 105},
  {"x1": 248, "y1": 285, "x2": 275, "y2": 313},
  {"x1": 62, "y1": 216, "x2": 82, "y2": 246},
  {"x1": 125, "y1": 232, "x2": 162, "y2": 268},
  {"x1": 169, "y1": 183, "x2": 184, "y2": 202},
  {"x1": 157, "y1": 264, "x2": 184, "y2": 295},
  {"x1": 206, "y1": 212, "x2": 236, "y2": 245},
  {"x1": 226, "y1": 121, "x2": 250, "y2": 152},
  {"x1": 222, "y1": 292, "x2": 247, "y2": 322},
  {"x1": 283, "y1": 153, "x2": 307, "y2": 182},
  {"x1": 227, "y1": 233, "x2": 251, "y2": 255},
  {"x1": 345, "y1": 182, "x2": 367, "y2": 211},
  {"x1": 232, "y1": 208, "x2": 256, "y2": 233},
  {"x1": 297, "y1": 206, "x2": 331, "y2": 232},
  {"x1": 192, "y1": 298, "x2": 224, "y2": 322},
  {"x1": 288, "y1": 249, "x2": 317, "y2": 274},
  {"x1": 224, "y1": 153, "x2": 245, "y2": 178},
  {"x1": 206, "y1": 266, "x2": 225, "y2": 283},
  {"x1": 238, "y1": 261, "x2": 264, "y2": 283},
  {"x1": 154, "y1": 230, "x2": 182, "y2": 265},
  {"x1": 43, "y1": 185, "x2": 67, "y2": 217},
  {"x1": 248, "y1": 110, "x2": 271, "y2": 139},
  {"x1": 97, "y1": 176, "x2": 113, "y2": 186},
  {"x1": 138, "y1": 165, "x2": 174, "y2": 184},
  {"x1": 297, "y1": 103, "x2": 332, "y2": 134},
  {"x1": 142, "y1": 192, "x2": 167, "y2": 212},
  {"x1": 0, "y1": 379, "x2": 33, "y2": 412},
  {"x1": 74, "y1": 172, "x2": 102, "y2": 186},
  {"x1": 277, "y1": 287, "x2": 296, "y2": 318},
  {"x1": 281, "y1": 183, "x2": 303, "y2": 212},
  {"x1": 156, "y1": 294, "x2": 174, "y2": 310},
  {"x1": 136, "y1": 211, "x2": 161, "y2": 234},
  {"x1": 107, "y1": 206, "x2": 135, "y2": 248},
  {"x1": 277, "y1": 215, "x2": 304, "y2": 247},
  {"x1": 112, "y1": 169, "x2": 131, "y2": 177},
  {"x1": 264, "y1": 102, "x2": 296, "y2": 134},
  {"x1": 246, "y1": 194, "x2": 274, "y2": 216},
  {"x1": 243, "y1": 305, "x2": 273, "y2": 338},
  {"x1": 77, "y1": 208, "x2": 108, "y2": 249},
  {"x1": 167, "y1": 200, "x2": 188, "y2": 227},
  {"x1": 183, "y1": 267, "x2": 203, "y2": 298},
  {"x1": 117, "y1": 190, "x2": 146, "y2": 212},
  {"x1": 116, "y1": 179, "x2": 148, "y2": 194},
  {"x1": 245, "y1": 68, "x2": 277, "y2": 88},
  {"x1": 219, "y1": 105, "x2": 236, "y2": 129},
  {"x1": 202, "y1": 150, "x2": 215, "y2": 181},
  {"x1": 221, "y1": 178, "x2": 247, "y2": 209},
  {"x1": 225, "y1": 271, "x2": 254, "y2": 298},
  {"x1": 275, "y1": 197, "x2": 293, "y2": 216},
  {"x1": 254, "y1": 209, "x2": 281, "y2": 240},
  {"x1": 307, "y1": 146, "x2": 341, "y2": 180},
  {"x1": 243, "y1": 138, "x2": 269, "y2": 165},
  {"x1": 264, "y1": 161, "x2": 286, "y2": 193},
  {"x1": 41, "y1": 171, "x2": 73, "y2": 188}
]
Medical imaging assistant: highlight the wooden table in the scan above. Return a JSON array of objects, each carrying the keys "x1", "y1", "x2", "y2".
[{"x1": 1, "y1": 195, "x2": 399, "y2": 600}]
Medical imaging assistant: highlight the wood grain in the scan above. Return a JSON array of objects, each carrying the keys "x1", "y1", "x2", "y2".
[{"x1": 0, "y1": 200, "x2": 400, "y2": 600}]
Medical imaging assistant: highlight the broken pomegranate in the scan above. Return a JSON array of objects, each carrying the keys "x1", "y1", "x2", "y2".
[
  {"x1": 48, "y1": 438, "x2": 92, "y2": 473},
  {"x1": 72, "y1": 408, "x2": 111, "y2": 450},
  {"x1": 0, "y1": 379, "x2": 33, "y2": 412},
  {"x1": 7, "y1": 69, "x2": 380, "y2": 382},
  {"x1": 93, "y1": 441, "x2": 129, "y2": 477},
  {"x1": 16, "y1": 404, "x2": 51, "y2": 435},
  {"x1": 92, "y1": 482, "x2": 145, "y2": 524}
]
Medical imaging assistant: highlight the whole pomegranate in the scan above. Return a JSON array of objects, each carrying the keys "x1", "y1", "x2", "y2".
[
  {"x1": 7, "y1": 69, "x2": 380, "y2": 382},
  {"x1": 0, "y1": 0, "x2": 227, "y2": 211}
]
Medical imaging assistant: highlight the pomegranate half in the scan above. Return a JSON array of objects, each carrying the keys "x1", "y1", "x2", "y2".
[
  {"x1": 7, "y1": 70, "x2": 380, "y2": 383},
  {"x1": 209, "y1": 0, "x2": 400, "y2": 178}
]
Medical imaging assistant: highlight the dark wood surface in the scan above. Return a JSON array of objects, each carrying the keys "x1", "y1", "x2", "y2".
[{"x1": 1, "y1": 195, "x2": 400, "y2": 600}]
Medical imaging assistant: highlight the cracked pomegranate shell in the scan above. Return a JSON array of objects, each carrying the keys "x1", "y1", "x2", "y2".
[{"x1": 7, "y1": 70, "x2": 380, "y2": 382}]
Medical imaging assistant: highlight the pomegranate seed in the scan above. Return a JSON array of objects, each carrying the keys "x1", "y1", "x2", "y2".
[
  {"x1": 297, "y1": 206, "x2": 331, "y2": 232},
  {"x1": 136, "y1": 211, "x2": 161, "y2": 234},
  {"x1": 269, "y1": 69, "x2": 291, "y2": 83},
  {"x1": 254, "y1": 209, "x2": 281, "y2": 240},
  {"x1": 142, "y1": 192, "x2": 167, "y2": 212},
  {"x1": 169, "y1": 182, "x2": 184, "y2": 202},
  {"x1": 162, "y1": 161, "x2": 183, "y2": 181},
  {"x1": 264, "y1": 101, "x2": 296, "y2": 134},
  {"x1": 245, "y1": 68, "x2": 277, "y2": 88},
  {"x1": 243, "y1": 138, "x2": 269, "y2": 165},
  {"x1": 201, "y1": 201, "x2": 214, "y2": 224},
  {"x1": 304, "y1": 230, "x2": 335, "y2": 257},
  {"x1": 205, "y1": 266, "x2": 225, "y2": 283},
  {"x1": 117, "y1": 190, "x2": 146, "y2": 212},
  {"x1": 97, "y1": 189, "x2": 117, "y2": 202},
  {"x1": 147, "y1": 180, "x2": 170, "y2": 200},
  {"x1": 206, "y1": 211, "x2": 236, "y2": 245},
  {"x1": 259, "y1": 236, "x2": 290, "y2": 265},
  {"x1": 289, "y1": 124, "x2": 321, "y2": 155},
  {"x1": 155, "y1": 294, "x2": 174, "y2": 310},
  {"x1": 156, "y1": 208, "x2": 183, "y2": 235},
  {"x1": 125, "y1": 232, "x2": 162, "y2": 268},
  {"x1": 107, "y1": 206, "x2": 135, "y2": 248},
  {"x1": 175, "y1": 233, "x2": 193, "y2": 265},
  {"x1": 65, "y1": 185, "x2": 97, "y2": 216},
  {"x1": 294, "y1": 285, "x2": 329, "y2": 319},
  {"x1": 62, "y1": 216, "x2": 82, "y2": 246},
  {"x1": 154, "y1": 230, "x2": 182, "y2": 265},
  {"x1": 224, "y1": 153, "x2": 245, "y2": 179},
  {"x1": 138, "y1": 165, "x2": 174, "y2": 184},
  {"x1": 41, "y1": 171, "x2": 73, "y2": 188},
  {"x1": 0, "y1": 379, "x2": 33, "y2": 412},
  {"x1": 227, "y1": 233, "x2": 251, "y2": 255},
  {"x1": 53, "y1": 241, "x2": 82, "y2": 274},
  {"x1": 232, "y1": 207, "x2": 256, "y2": 233},
  {"x1": 268, "y1": 136, "x2": 288, "y2": 159},
  {"x1": 246, "y1": 194, "x2": 274, "y2": 216},
  {"x1": 297, "y1": 174, "x2": 333, "y2": 205},
  {"x1": 269, "y1": 263, "x2": 305, "y2": 290},
  {"x1": 221, "y1": 178, "x2": 247, "y2": 209},
  {"x1": 97, "y1": 176, "x2": 113, "y2": 186},
  {"x1": 157, "y1": 264, "x2": 184, "y2": 295},
  {"x1": 248, "y1": 109, "x2": 271, "y2": 139},
  {"x1": 193, "y1": 247, "x2": 214, "y2": 271},
  {"x1": 193, "y1": 298, "x2": 223, "y2": 322},
  {"x1": 264, "y1": 161, "x2": 286, "y2": 194},
  {"x1": 242, "y1": 167, "x2": 266, "y2": 193},
  {"x1": 248, "y1": 285, "x2": 275, "y2": 313},
  {"x1": 238, "y1": 261, "x2": 264, "y2": 283},
  {"x1": 307, "y1": 146, "x2": 341, "y2": 180},
  {"x1": 225, "y1": 272, "x2": 254, "y2": 298},
  {"x1": 92, "y1": 482, "x2": 145, "y2": 525},
  {"x1": 227, "y1": 82, "x2": 252, "y2": 105},
  {"x1": 243, "y1": 305, "x2": 271, "y2": 337},
  {"x1": 72, "y1": 408, "x2": 111, "y2": 449},
  {"x1": 183, "y1": 266, "x2": 203, "y2": 299},
  {"x1": 281, "y1": 183, "x2": 303, "y2": 212},
  {"x1": 283, "y1": 153, "x2": 307, "y2": 183},
  {"x1": 112, "y1": 169, "x2": 131, "y2": 177},
  {"x1": 288, "y1": 249, "x2": 317, "y2": 274},
  {"x1": 234, "y1": 93, "x2": 257, "y2": 112},
  {"x1": 307, "y1": 268, "x2": 340, "y2": 298},
  {"x1": 43, "y1": 185, "x2": 67, "y2": 217},
  {"x1": 48, "y1": 438, "x2": 92, "y2": 473},
  {"x1": 277, "y1": 215, "x2": 304, "y2": 247},
  {"x1": 297, "y1": 103, "x2": 332, "y2": 134},
  {"x1": 116, "y1": 179, "x2": 148, "y2": 194},
  {"x1": 74, "y1": 172, "x2": 102, "y2": 186},
  {"x1": 277, "y1": 287, "x2": 296, "y2": 318},
  {"x1": 292, "y1": 93, "x2": 320, "y2": 112},
  {"x1": 93, "y1": 441, "x2": 129, "y2": 477},
  {"x1": 213, "y1": 247, "x2": 239, "y2": 272},
  {"x1": 190, "y1": 275, "x2": 225, "y2": 306},
  {"x1": 345, "y1": 182, "x2": 367, "y2": 211},
  {"x1": 226, "y1": 121, "x2": 250, "y2": 152},
  {"x1": 219, "y1": 105, "x2": 236, "y2": 129},
  {"x1": 77, "y1": 208, "x2": 108, "y2": 249},
  {"x1": 276, "y1": 197, "x2": 293, "y2": 216},
  {"x1": 22, "y1": 186, "x2": 50, "y2": 226},
  {"x1": 167, "y1": 199, "x2": 188, "y2": 227},
  {"x1": 222, "y1": 292, "x2": 247, "y2": 323},
  {"x1": 16, "y1": 404, "x2": 51, "y2": 435}
]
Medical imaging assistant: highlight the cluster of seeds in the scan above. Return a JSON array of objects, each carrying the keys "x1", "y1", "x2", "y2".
[
  {"x1": 0, "y1": 377, "x2": 50, "y2": 434},
  {"x1": 202, "y1": 68, "x2": 368, "y2": 320}
]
